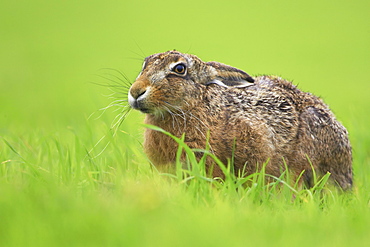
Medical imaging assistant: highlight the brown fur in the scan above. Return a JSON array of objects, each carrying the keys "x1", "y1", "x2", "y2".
[{"x1": 128, "y1": 50, "x2": 352, "y2": 190}]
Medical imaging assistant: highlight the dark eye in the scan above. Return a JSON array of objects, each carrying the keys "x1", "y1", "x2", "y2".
[{"x1": 172, "y1": 63, "x2": 186, "y2": 75}]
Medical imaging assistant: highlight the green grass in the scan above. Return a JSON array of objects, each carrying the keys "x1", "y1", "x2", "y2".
[
  {"x1": 1, "y1": 0, "x2": 370, "y2": 246},
  {"x1": 1, "y1": 119, "x2": 369, "y2": 247}
]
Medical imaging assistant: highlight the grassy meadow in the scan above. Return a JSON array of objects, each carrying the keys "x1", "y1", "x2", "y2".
[{"x1": 1, "y1": 0, "x2": 370, "y2": 246}]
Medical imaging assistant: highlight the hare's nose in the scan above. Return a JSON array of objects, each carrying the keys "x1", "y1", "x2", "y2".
[
  {"x1": 128, "y1": 86, "x2": 150, "y2": 110},
  {"x1": 130, "y1": 88, "x2": 147, "y2": 100}
]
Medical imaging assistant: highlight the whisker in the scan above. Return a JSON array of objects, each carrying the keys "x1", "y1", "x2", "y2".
[
  {"x1": 99, "y1": 68, "x2": 131, "y2": 80},
  {"x1": 95, "y1": 74, "x2": 131, "y2": 90},
  {"x1": 99, "y1": 68, "x2": 132, "y2": 87},
  {"x1": 161, "y1": 102, "x2": 210, "y2": 144},
  {"x1": 174, "y1": 102, "x2": 213, "y2": 152},
  {"x1": 133, "y1": 40, "x2": 147, "y2": 58},
  {"x1": 162, "y1": 105, "x2": 177, "y2": 130},
  {"x1": 111, "y1": 108, "x2": 132, "y2": 133},
  {"x1": 106, "y1": 99, "x2": 129, "y2": 105},
  {"x1": 128, "y1": 47, "x2": 146, "y2": 60},
  {"x1": 100, "y1": 102, "x2": 129, "y2": 112}
]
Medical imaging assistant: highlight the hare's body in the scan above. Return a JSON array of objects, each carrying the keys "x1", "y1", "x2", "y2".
[{"x1": 128, "y1": 51, "x2": 352, "y2": 190}]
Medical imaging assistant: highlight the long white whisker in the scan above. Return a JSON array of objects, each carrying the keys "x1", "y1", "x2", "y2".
[
  {"x1": 163, "y1": 102, "x2": 187, "y2": 133},
  {"x1": 162, "y1": 105, "x2": 180, "y2": 131},
  {"x1": 161, "y1": 102, "x2": 211, "y2": 149}
]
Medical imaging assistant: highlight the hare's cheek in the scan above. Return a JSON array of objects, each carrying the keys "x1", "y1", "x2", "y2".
[{"x1": 148, "y1": 89, "x2": 167, "y2": 107}]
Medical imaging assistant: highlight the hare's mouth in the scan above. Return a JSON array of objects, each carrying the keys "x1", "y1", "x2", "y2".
[
  {"x1": 132, "y1": 104, "x2": 167, "y2": 115},
  {"x1": 128, "y1": 89, "x2": 151, "y2": 113},
  {"x1": 129, "y1": 99, "x2": 152, "y2": 114},
  {"x1": 128, "y1": 88, "x2": 174, "y2": 115},
  {"x1": 128, "y1": 97, "x2": 156, "y2": 114}
]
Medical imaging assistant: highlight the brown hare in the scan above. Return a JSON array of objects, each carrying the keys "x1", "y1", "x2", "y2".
[{"x1": 128, "y1": 50, "x2": 352, "y2": 190}]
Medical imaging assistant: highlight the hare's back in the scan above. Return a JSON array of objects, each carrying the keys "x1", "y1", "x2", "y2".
[
  {"x1": 204, "y1": 76, "x2": 302, "y2": 147},
  {"x1": 213, "y1": 75, "x2": 334, "y2": 147}
]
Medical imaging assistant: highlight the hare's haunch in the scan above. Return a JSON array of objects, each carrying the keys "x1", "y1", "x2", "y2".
[{"x1": 128, "y1": 50, "x2": 352, "y2": 190}]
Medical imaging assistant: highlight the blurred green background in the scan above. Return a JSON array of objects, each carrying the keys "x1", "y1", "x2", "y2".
[{"x1": 1, "y1": 0, "x2": 369, "y2": 141}]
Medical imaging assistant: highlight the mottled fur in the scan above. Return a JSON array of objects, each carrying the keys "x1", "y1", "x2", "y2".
[{"x1": 128, "y1": 50, "x2": 352, "y2": 190}]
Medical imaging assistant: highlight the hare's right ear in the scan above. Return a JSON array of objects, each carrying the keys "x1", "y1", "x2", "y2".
[{"x1": 206, "y1": 61, "x2": 254, "y2": 88}]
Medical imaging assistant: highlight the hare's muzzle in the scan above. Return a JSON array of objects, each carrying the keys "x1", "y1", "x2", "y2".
[{"x1": 128, "y1": 80, "x2": 151, "y2": 113}]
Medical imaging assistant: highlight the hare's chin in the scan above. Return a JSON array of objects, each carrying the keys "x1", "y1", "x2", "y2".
[
  {"x1": 144, "y1": 107, "x2": 171, "y2": 117},
  {"x1": 129, "y1": 101, "x2": 152, "y2": 114},
  {"x1": 130, "y1": 102, "x2": 163, "y2": 115}
]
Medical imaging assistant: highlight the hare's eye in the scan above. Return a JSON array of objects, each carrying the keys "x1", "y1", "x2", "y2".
[{"x1": 172, "y1": 63, "x2": 186, "y2": 75}]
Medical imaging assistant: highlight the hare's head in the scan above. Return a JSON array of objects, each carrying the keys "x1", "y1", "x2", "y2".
[{"x1": 128, "y1": 50, "x2": 254, "y2": 116}]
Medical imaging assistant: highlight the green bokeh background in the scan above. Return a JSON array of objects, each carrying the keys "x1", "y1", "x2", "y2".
[{"x1": 1, "y1": 0, "x2": 369, "y2": 146}]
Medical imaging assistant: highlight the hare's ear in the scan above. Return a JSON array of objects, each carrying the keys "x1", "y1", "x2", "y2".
[{"x1": 206, "y1": 61, "x2": 255, "y2": 88}]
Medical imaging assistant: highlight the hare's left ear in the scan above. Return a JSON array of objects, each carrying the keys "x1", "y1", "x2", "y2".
[{"x1": 206, "y1": 61, "x2": 254, "y2": 88}]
